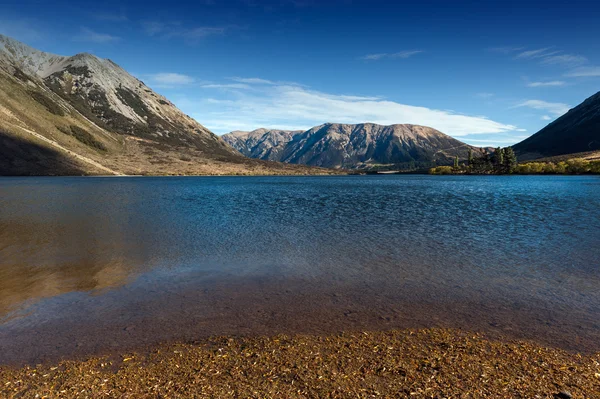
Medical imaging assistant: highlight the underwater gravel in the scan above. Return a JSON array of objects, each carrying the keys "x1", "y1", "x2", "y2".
[{"x1": 1, "y1": 328, "x2": 599, "y2": 398}]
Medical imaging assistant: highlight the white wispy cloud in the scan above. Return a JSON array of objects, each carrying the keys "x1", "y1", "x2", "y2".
[
  {"x1": 361, "y1": 50, "x2": 423, "y2": 61},
  {"x1": 230, "y1": 77, "x2": 277, "y2": 85},
  {"x1": 74, "y1": 27, "x2": 120, "y2": 43},
  {"x1": 142, "y1": 21, "x2": 166, "y2": 36},
  {"x1": 509, "y1": 47, "x2": 588, "y2": 69},
  {"x1": 516, "y1": 48, "x2": 558, "y2": 59},
  {"x1": 526, "y1": 80, "x2": 566, "y2": 87},
  {"x1": 455, "y1": 132, "x2": 530, "y2": 147},
  {"x1": 142, "y1": 21, "x2": 227, "y2": 42},
  {"x1": 179, "y1": 79, "x2": 518, "y2": 136},
  {"x1": 475, "y1": 92, "x2": 495, "y2": 99},
  {"x1": 202, "y1": 83, "x2": 252, "y2": 90},
  {"x1": 540, "y1": 54, "x2": 587, "y2": 67},
  {"x1": 541, "y1": 115, "x2": 552, "y2": 121},
  {"x1": 565, "y1": 66, "x2": 600, "y2": 77},
  {"x1": 144, "y1": 73, "x2": 195, "y2": 88},
  {"x1": 515, "y1": 100, "x2": 570, "y2": 116},
  {"x1": 177, "y1": 27, "x2": 226, "y2": 40},
  {"x1": 467, "y1": 137, "x2": 527, "y2": 144}
]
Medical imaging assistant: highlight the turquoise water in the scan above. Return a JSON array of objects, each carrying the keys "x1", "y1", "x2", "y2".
[{"x1": 1, "y1": 175, "x2": 599, "y2": 364}]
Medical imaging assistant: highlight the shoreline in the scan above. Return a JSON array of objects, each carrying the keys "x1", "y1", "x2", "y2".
[
  {"x1": 1, "y1": 328, "x2": 599, "y2": 398},
  {"x1": 3, "y1": 272, "x2": 600, "y2": 368}
]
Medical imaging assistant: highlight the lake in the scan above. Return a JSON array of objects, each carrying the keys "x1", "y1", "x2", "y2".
[{"x1": 1, "y1": 175, "x2": 599, "y2": 365}]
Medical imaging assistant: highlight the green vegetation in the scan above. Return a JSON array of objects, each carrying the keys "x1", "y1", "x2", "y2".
[
  {"x1": 28, "y1": 91, "x2": 65, "y2": 116},
  {"x1": 57, "y1": 125, "x2": 107, "y2": 152},
  {"x1": 429, "y1": 165, "x2": 454, "y2": 175},
  {"x1": 516, "y1": 158, "x2": 600, "y2": 174},
  {"x1": 430, "y1": 147, "x2": 517, "y2": 175},
  {"x1": 116, "y1": 87, "x2": 150, "y2": 119},
  {"x1": 431, "y1": 146, "x2": 600, "y2": 175}
]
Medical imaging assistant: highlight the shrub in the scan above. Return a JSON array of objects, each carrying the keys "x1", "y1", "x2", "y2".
[
  {"x1": 429, "y1": 166, "x2": 454, "y2": 175},
  {"x1": 542, "y1": 163, "x2": 557, "y2": 174},
  {"x1": 13, "y1": 68, "x2": 31, "y2": 83},
  {"x1": 556, "y1": 162, "x2": 568, "y2": 174},
  {"x1": 566, "y1": 158, "x2": 590, "y2": 174},
  {"x1": 528, "y1": 162, "x2": 545, "y2": 174},
  {"x1": 29, "y1": 91, "x2": 65, "y2": 116},
  {"x1": 57, "y1": 125, "x2": 107, "y2": 152}
]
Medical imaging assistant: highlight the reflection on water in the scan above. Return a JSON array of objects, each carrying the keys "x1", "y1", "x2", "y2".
[
  {"x1": 0, "y1": 175, "x2": 599, "y2": 364},
  {"x1": 0, "y1": 180, "x2": 157, "y2": 318}
]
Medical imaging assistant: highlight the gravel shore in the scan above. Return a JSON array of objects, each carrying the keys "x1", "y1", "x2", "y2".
[{"x1": 1, "y1": 328, "x2": 599, "y2": 398}]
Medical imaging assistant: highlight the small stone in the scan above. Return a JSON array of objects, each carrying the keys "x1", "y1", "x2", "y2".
[{"x1": 554, "y1": 391, "x2": 572, "y2": 399}]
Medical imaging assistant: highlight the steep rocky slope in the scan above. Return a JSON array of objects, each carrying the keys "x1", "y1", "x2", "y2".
[
  {"x1": 514, "y1": 91, "x2": 600, "y2": 160},
  {"x1": 223, "y1": 129, "x2": 304, "y2": 161},
  {"x1": 224, "y1": 123, "x2": 483, "y2": 170},
  {"x1": 0, "y1": 35, "x2": 330, "y2": 176}
]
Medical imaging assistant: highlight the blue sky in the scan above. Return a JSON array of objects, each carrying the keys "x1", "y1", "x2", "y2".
[{"x1": 1, "y1": 0, "x2": 599, "y2": 146}]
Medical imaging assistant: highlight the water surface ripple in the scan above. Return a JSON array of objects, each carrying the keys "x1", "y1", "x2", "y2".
[{"x1": 1, "y1": 175, "x2": 599, "y2": 364}]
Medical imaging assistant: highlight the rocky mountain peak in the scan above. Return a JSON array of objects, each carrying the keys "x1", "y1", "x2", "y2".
[{"x1": 224, "y1": 123, "x2": 482, "y2": 170}]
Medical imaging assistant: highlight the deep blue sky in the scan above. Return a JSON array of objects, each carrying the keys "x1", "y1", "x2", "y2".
[{"x1": 2, "y1": 0, "x2": 599, "y2": 146}]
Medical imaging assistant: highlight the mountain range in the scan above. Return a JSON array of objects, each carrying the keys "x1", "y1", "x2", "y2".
[
  {"x1": 0, "y1": 35, "x2": 329, "y2": 176},
  {"x1": 224, "y1": 92, "x2": 600, "y2": 169},
  {"x1": 223, "y1": 123, "x2": 487, "y2": 170},
  {"x1": 1, "y1": 34, "x2": 598, "y2": 175}
]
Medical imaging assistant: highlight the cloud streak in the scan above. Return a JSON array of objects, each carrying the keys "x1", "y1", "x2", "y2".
[
  {"x1": 183, "y1": 79, "x2": 518, "y2": 136},
  {"x1": 506, "y1": 47, "x2": 589, "y2": 68},
  {"x1": 151, "y1": 73, "x2": 194, "y2": 85},
  {"x1": 565, "y1": 66, "x2": 600, "y2": 77},
  {"x1": 516, "y1": 48, "x2": 558, "y2": 59},
  {"x1": 516, "y1": 100, "x2": 570, "y2": 116},
  {"x1": 143, "y1": 73, "x2": 196, "y2": 88},
  {"x1": 526, "y1": 80, "x2": 566, "y2": 87},
  {"x1": 540, "y1": 54, "x2": 587, "y2": 67},
  {"x1": 230, "y1": 77, "x2": 277, "y2": 85},
  {"x1": 74, "y1": 27, "x2": 120, "y2": 43},
  {"x1": 142, "y1": 21, "x2": 228, "y2": 42},
  {"x1": 202, "y1": 83, "x2": 252, "y2": 90},
  {"x1": 361, "y1": 50, "x2": 423, "y2": 61}
]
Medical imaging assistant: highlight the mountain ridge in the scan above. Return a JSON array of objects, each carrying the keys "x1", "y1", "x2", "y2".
[
  {"x1": 0, "y1": 35, "x2": 333, "y2": 176},
  {"x1": 223, "y1": 123, "x2": 487, "y2": 170}
]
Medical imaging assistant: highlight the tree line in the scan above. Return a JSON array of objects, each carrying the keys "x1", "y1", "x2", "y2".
[
  {"x1": 430, "y1": 147, "x2": 600, "y2": 175},
  {"x1": 431, "y1": 147, "x2": 517, "y2": 174}
]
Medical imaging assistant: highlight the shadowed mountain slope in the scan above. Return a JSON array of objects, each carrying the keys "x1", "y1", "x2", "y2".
[
  {"x1": 0, "y1": 35, "x2": 333, "y2": 176},
  {"x1": 514, "y1": 91, "x2": 600, "y2": 160}
]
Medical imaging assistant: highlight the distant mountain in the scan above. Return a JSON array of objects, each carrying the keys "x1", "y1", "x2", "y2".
[
  {"x1": 514, "y1": 91, "x2": 600, "y2": 160},
  {"x1": 0, "y1": 35, "x2": 328, "y2": 176},
  {"x1": 224, "y1": 123, "x2": 485, "y2": 170},
  {"x1": 223, "y1": 128, "x2": 304, "y2": 161}
]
